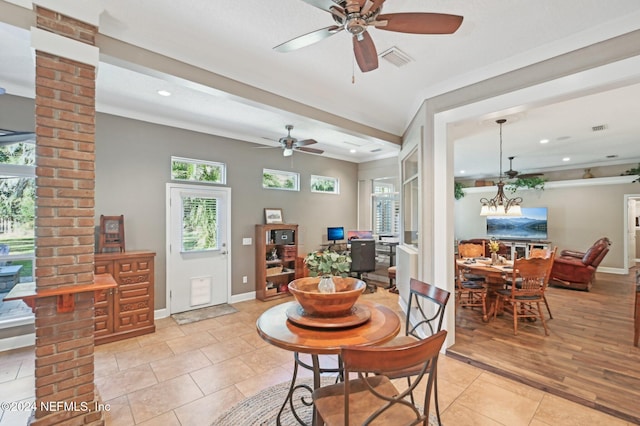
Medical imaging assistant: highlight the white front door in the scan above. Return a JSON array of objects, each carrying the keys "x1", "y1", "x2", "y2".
[{"x1": 167, "y1": 184, "x2": 230, "y2": 314}]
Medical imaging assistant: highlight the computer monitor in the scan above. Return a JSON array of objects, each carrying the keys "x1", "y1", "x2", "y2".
[
  {"x1": 347, "y1": 230, "x2": 373, "y2": 241},
  {"x1": 327, "y1": 226, "x2": 345, "y2": 243}
]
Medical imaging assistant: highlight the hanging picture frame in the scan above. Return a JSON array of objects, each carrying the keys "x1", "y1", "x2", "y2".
[{"x1": 264, "y1": 208, "x2": 284, "y2": 224}]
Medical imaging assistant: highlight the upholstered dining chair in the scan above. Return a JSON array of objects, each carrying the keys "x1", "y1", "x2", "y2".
[
  {"x1": 494, "y1": 256, "x2": 554, "y2": 335},
  {"x1": 378, "y1": 278, "x2": 450, "y2": 425},
  {"x1": 312, "y1": 330, "x2": 447, "y2": 426}
]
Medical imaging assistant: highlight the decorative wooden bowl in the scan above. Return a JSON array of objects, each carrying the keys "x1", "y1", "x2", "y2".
[{"x1": 288, "y1": 277, "x2": 366, "y2": 317}]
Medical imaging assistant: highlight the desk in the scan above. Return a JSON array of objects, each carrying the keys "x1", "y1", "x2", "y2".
[
  {"x1": 376, "y1": 241, "x2": 399, "y2": 267},
  {"x1": 457, "y1": 259, "x2": 512, "y2": 322},
  {"x1": 256, "y1": 300, "x2": 401, "y2": 425}
]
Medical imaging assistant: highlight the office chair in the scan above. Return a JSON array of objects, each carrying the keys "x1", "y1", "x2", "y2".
[{"x1": 350, "y1": 239, "x2": 377, "y2": 293}]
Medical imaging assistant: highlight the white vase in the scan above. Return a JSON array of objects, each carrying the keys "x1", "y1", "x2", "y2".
[
  {"x1": 318, "y1": 275, "x2": 336, "y2": 293},
  {"x1": 491, "y1": 252, "x2": 498, "y2": 265}
]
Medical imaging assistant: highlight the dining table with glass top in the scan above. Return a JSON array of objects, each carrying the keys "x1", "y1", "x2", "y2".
[
  {"x1": 457, "y1": 257, "x2": 514, "y2": 321},
  {"x1": 256, "y1": 299, "x2": 401, "y2": 426}
]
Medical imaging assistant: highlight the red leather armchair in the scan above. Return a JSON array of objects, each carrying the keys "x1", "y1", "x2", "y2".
[{"x1": 549, "y1": 237, "x2": 611, "y2": 291}]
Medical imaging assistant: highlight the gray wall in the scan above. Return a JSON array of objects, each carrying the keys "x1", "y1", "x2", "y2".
[
  {"x1": 0, "y1": 93, "x2": 372, "y2": 312},
  {"x1": 94, "y1": 113, "x2": 359, "y2": 309}
]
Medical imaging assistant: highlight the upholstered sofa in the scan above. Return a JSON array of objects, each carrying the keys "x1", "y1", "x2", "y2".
[{"x1": 549, "y1": 237, "x2": 611, "y2": 291}]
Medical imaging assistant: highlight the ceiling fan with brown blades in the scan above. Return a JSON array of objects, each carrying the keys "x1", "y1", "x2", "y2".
[
  {"x1": 267, "y1": 125, "x2": 324, "y2": 157},
  {"x1": 505, "y1": 156, "x2": 544, "y2": 179},
  {"x1": 274, "y1": 0, "x2": 463, "y2": 72}
]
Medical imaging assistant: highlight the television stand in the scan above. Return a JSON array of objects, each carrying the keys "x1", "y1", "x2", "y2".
[{"x1": 499, "y1": 239, "x2": 551, "y2": 259}]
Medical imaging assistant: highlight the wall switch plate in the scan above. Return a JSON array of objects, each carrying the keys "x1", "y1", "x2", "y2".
[
  {"x1": 242, "y1": 276, "x2": 248, "y2": 284},
  {"x1": 242, "y1": 238, "x2": 252, "y2": 245}
]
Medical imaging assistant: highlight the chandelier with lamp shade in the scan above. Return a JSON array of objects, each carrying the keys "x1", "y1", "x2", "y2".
[{"x1": 479, "y1": 119, "x2": 523, "y2": 216}]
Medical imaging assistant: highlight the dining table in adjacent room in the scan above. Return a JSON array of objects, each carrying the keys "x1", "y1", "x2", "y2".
[{"x1": 256, "y1": 299, "x2": 401, "y2": 426}]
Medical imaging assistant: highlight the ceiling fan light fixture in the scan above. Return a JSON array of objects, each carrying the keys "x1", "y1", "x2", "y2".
[
  {"x1": 479, "y1": 119, "x2": 523, "y2": 216},
  {"x1": 283, "y1": 148, "x2": 294, "y2": 157}
]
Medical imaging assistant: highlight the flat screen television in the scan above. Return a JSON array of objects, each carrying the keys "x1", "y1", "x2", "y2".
[
  {"x1": 486, "y1": 207, "x2": 548, "y2": 240},
  {"x1": 327, "y1": 226, "x2": 345, "y2": 243}
]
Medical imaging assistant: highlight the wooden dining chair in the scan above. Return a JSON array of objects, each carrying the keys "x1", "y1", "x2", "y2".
[
  {"x1": 458, "y1": 241, "x2": 485, "y2": 258},
  {"x1": 494, "y1": 256, "x2": 553, "y2": 335},
  {"x1": 458, "y1": 241, "x2": 487, "y2": 283},
  {"x1": 455, "y1": 259, "x2": 487, "y2": 319},
  {"x1": 312, "y1": 330, "x2": 447, "y2": 426},
  {"x1": 523, "y1": 246, "x2": 557, "y2": 319},
  {"x1": 378, "y1": 278, "x2": 450, "y2": 425}
]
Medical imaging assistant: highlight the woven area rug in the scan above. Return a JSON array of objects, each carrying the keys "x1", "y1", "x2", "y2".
[
  {"x1": 212, "y1": 378, "x2": 437, "y2": 425},
  {"x1": 171, "y1": 304, "x2": 238, "y2": 325}
]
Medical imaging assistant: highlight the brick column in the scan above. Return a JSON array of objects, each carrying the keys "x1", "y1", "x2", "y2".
[{"x1": 32, "y1": 4, "x2": 103, "y2": 425}]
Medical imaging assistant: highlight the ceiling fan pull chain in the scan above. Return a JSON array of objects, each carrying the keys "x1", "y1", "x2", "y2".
[{"x1": 352, "y1": 55, "x2": 356, "y2": 84}]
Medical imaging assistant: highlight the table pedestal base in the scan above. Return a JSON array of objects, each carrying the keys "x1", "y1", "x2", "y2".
[{"x1": 277, "y1": 353, "x2": 342, "y2": 426}]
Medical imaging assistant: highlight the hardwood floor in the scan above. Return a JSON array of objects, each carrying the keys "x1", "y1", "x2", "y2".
[{"x1": 448, "y1": 266, "x2": 640, "y2": 424}]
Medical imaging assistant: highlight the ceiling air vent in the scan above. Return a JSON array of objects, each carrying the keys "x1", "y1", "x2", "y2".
[
  {"x1": 591, "y1": 124, "x2": 608, "y2": 132},
  {"x1": 370, "y1": 148, "x2": 382, "y2": 153},
  {"x1": 379, "y1": 47, "x2": 413, "y2": 68}
]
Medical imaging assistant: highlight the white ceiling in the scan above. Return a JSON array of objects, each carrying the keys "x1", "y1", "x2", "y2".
[{"x1": 1, "y1": 0, "x2": 640, "y2": 173}]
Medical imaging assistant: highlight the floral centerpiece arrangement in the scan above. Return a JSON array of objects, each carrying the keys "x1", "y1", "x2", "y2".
[
  {"x1": 488, "y1": 239, "x2": 500, "y2": 254},
  {"x1": 488, "y1": 239, "x2": 501, "y2": 265},
  {"x1": 303, "y1": 250, "x2": 352, "y2": 277}
]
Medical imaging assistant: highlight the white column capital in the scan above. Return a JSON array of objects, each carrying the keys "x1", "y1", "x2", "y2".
[{"x1": 31, "y1": 26, "x2": 99, "y2": 67}]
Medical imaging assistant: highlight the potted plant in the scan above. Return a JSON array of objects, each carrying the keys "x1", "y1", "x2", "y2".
[
  {"x1": 621, "y1": 163, "x2": 640, "y2": 183},
  {"x1": 506, "y1": 176, "x2": 545, "y2": 193},
  {"x1": 304, "y1": 250, "x2": 352, "y2": 293},
  {"x1": 454, "y1": 181, "x2": 466, "y2": 200}
]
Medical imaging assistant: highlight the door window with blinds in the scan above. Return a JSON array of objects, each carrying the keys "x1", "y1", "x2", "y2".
[
  {"x1": 372, "y1": 178, "x2": 399, "y2": 236},
  {"x1": 181, "y1": 195, "x2": 219, "y2": 252}
]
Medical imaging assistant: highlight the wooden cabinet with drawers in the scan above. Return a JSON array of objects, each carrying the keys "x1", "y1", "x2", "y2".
[{"x1": 94, "y1": 250, "x2": 156, "y2": 344}]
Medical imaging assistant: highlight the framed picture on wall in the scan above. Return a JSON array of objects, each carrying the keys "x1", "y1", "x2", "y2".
[{"x1": 264, "y1": 208, "x2": 284, "y2": 224}]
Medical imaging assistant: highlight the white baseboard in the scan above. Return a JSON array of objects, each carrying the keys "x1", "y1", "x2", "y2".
[
  {"x1": 154, "y1": 308, "x2": 168, "y2": 319},
  {"x1": 598, "y1": 266, "x2": 627, "y2": 275},
  {"x1": 230, "y1": 291, "x2": 256, "y2": 304},
  {"x1": 0, "y1": 333, "x2": 34, "y2": 352}
]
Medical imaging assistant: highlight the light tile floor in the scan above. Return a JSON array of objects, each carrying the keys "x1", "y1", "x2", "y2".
[{"x1": 0, "y1": 288, "x2": 634, "y2": 425}]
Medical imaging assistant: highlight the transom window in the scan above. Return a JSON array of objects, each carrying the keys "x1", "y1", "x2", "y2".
[{"x1": 171, "y1": 156, "x2": 226, "y2": 185}]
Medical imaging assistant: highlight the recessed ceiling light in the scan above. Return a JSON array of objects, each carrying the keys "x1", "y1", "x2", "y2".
[
  {"x1": 157, "y1": 90, "x2": 171, "y2": 97},
  {"x1": 539, "y1": 139, "x2": 549, "y2": 144},
  {"x1": 460, "y1": 170, "x2": 466, "y2": 174},
  {"x1": 562, "y1": 157, "x2": 570, "y2": 162},
  {"x1": 349, "y1": 149, "x2": 357, "y2": 153}
]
